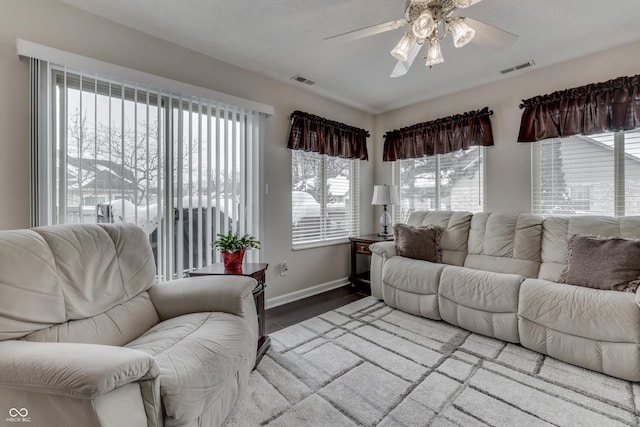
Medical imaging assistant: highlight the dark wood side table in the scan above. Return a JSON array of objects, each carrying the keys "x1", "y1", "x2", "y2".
[
  {"x1": 190, "y1": 263, "x2": 270, "y2": 368},
  {"x1": 349, "y1": 234, "x2": 394, "y2": 291}
]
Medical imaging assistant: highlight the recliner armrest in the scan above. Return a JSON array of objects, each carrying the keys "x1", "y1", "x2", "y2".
[
  {"x1": 370, "y1": 241, "x2": 397, "y2": 300},
  {"x1": 149, "y1": 275, "x2": 257, "y2": 321},
  {"x1": 0, "y1": 341, "x2": 158, "y2": 399},
  {"x1": 370, "y1": 241, "x2": 397, "y2": 259}
]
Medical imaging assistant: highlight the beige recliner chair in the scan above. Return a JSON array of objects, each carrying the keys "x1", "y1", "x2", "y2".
[{"x1": 0, "y1": 223, "x2": 258, "y2": 427}]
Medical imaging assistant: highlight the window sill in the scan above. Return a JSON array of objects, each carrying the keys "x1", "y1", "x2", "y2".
[{"x1": 292, "y1": 238, "x2": 350, "y2": 251}]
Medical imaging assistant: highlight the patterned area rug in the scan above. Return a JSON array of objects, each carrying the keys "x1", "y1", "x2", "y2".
[{"x1": 224, "y1": 296, "x2": 639, "y2": 426}]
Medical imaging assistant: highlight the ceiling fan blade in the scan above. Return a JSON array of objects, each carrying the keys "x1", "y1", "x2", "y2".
[
  {"x1": 466, "y1": 18, "x2": 518, "y2": 50},
  {"x1": 390, "y1": 40, "x2": 423, "y2": 78},
  {"x1": 325, "y1": 19, "x2": 406, "y2": 42}
]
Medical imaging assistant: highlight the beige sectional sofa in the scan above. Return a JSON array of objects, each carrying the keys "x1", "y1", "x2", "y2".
[
  {"x1": 370, "y1": 211, "x2": 640, "y2": 381},
  {"x1": 0, "y1": 223, "x2": 258, "y2": 427}
]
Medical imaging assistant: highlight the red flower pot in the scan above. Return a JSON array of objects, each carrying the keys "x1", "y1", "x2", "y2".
[{"x1": 222, "y1": 248, "x2": 245, "y2": 272}]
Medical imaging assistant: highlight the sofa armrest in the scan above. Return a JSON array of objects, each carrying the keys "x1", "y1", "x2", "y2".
[
  {"x1": 0, "y1": 341, "x2": 158, "y2": 399},
  {"x1": 370, "y1": 241, "x2": 397, "y2": 259},
  {"x1": 370, "y1": 241, "x2": 397, "y2": 300},
  {"x1": 149, "y1": 275, "x2": 257, "y2": 321}
]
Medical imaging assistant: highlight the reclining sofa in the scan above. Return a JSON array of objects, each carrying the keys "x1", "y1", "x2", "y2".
[
  {"x1": 0, "y1": 223, "x2": 258, "y2": 427},
  {"x1": 371, "y1": 211, "x2": 640, "y2": 381}
]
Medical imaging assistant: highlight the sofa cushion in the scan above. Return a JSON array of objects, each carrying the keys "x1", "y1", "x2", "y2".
[
  {"x1": 393, "y1": 223, "x2": 442, "y2": 262},
  {"x1": 125, "y1": 312, "x2": 253, "y2": 426},
  {"x1": 438, "y1": 266, "x2": 525, "y2": 342},
  {"x1": 518, "y1": 278, "x2": 640, "y2": 343},
  {"x1": 0, "y1": 229, "x2": 65, "y2": 340},
  {"x1": 406, "y1": 211, "x2": 472, "y2": 266},
  {"x1": 538, "y1": 215, "x2": 640, "y2": 281},
  {"x1": 381, "y1": 257, "x2": 446, "y2": 320},
  {"x1": 464, "y1": 212, "x2": 542, "y2": 277},
  {"x1": 382, "y1": 256, "x2": 446, "y2": 295},
  {"x1": 518, "y1": 278, "x2": 640, "y2": 381},
  {"x1": 33, "y1": 223, "x2": 157, "y2": 321},
  {"x1": 558, "y1": 234, "x2": 640, "y2": 292},
  {"x1": 22, "y1": 293, "x2": 159, "y2": 346}
]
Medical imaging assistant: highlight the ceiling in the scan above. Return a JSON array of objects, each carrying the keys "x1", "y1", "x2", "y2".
[{"x1": 59, "y1": 0, "x2": 640, "y2": 114}]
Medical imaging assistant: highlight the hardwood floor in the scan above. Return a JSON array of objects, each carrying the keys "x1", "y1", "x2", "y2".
[{"x1": 265, "y1": 285, "x2": 369, "y2": 334}]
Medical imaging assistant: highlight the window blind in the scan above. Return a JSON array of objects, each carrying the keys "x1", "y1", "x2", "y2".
[
  {"x1": 31, "y1": 61, "x2": 266, "y2": 280},
  {"x1": 291, "y1": 151, "x2": 359, "y2": 247},
  {"x1": 532, "y1": 131, "x2": 640, "y2": 216},
  {"x1": 394, "y1": 146, "x2": 485, "y2": 222}
]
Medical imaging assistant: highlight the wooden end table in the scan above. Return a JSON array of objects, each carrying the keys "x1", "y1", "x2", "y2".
[
  {"x1": 349, "y1": 234, "x2": 394, "y2": 291},
  {"x1": 190, "y1": 263, "x2": 270, "y2": 368}
]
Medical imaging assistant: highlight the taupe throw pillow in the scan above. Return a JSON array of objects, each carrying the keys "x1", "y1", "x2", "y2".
[
  {"x1": 393, "y1": 223, "x2": 442, "y2": 263},
  {"x1": 558, "y1": 234, "x2": 640, "y2": 292}
]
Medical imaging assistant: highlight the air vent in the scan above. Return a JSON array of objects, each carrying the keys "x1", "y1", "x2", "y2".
[
  {"x1": 500, "y1": 60, "x2": 536, "y2": 75},
  {"x1": 291, "y1": 75, "x2": 315, "y2": 86}
]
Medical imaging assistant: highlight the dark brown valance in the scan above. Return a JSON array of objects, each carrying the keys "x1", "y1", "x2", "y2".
[
  {"x1": 382, "y1": 107, "x2": 494, "y2": 161},
  {"x1": 286, "y1": 110, "x2": 369, "y2": 160},
  {"x1": 518, "y1": 74, "x2": 640, "y2": 142}
]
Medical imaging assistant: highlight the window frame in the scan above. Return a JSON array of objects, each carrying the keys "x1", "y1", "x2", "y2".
[
  {"x1": 34, "y1": 61, "x2": 267, "y2": 281},
  {"x1": 393, "y1": 146, "x2": 486, "y2": 222},
  {"x1": 291, "y1": 150, "x2": 360, "y2": 250},
  {"x1": 531, "y1": 131, "x2": 640, "y2": 217}
]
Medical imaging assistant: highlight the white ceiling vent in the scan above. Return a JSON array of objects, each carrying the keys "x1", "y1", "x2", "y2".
[
  {"x1": 291, "y1": 75, "x2": 316, "y2": 85},
  {"x1": 500, "y1": 60, "x2": 536, "y2": 75}
]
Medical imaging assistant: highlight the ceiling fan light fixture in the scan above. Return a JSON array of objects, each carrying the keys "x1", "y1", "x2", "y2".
[
  {"x1": 412, "y1": 10, "x2": 436, "y2": 39},
  {"x1": 391, "y1": 32, "x2": 413, "y2": 62},
  {"x1": 452, "y1": 0, "x2": 482, "y2": 8},
  {"x1": 449, "y1": 17, "x2": 476, "y2": 48},
  {"x1": 425, "y1": 38, "x2": 444, "y2": 68}
]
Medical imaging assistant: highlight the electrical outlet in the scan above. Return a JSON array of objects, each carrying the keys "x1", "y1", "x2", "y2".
[{"x1": 280, "y1": 261, "x2": 289, "y2": 276}]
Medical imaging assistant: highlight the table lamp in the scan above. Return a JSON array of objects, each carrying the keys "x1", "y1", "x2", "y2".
[{"x1": 371, "y1": 184, "x2": 399, "y2": 237}]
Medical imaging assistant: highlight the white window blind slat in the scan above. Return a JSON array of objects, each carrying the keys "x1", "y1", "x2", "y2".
[
  {"x1": 532, "y1": 131, "x2": 640, "y2": 217},
  {"x1": 394, "y1": 147, "x2": 485, "y2": 221},
  {"x1": 291, "y1": 151, "x2": 360, "y2": 247}
]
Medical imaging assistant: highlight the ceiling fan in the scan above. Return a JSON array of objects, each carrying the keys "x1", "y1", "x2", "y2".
[{"x1": 325, "y1": 0, "x2": 518, "y2": 77}]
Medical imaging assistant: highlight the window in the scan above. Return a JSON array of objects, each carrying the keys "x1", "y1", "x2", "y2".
[
  {"x1": 29, "y1": 52, "x2": 268, "y2": 280},
  {"x1": 532, "y1": 131, "x2": 640, "y2": 216},
  {"x1": 291, "y1": 151, "x2": 360, "y2": 247},
  {"x1": 394, "y1": 147, "x2": 485, "y2": 221}
]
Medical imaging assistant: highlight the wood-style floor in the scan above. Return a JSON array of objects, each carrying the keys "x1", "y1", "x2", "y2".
[{"x1": 265, "y1": 285, "x2": 369, "y2": 334}]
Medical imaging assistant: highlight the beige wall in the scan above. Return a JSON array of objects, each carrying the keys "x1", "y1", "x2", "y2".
[
  {"x1": 0, "y1": 0, "x2": 374, "y2": 302},
  {"x1": 374, "y1": 40, "x2": 640, "y2": 213},
  {"x1": 2, "y1": 0, "x2": 639, "y2": 303}
]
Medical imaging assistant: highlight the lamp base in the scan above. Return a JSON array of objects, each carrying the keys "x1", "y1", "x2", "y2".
[{"x1": 377, "y1": 232, "x2": 393, "y2": 238}]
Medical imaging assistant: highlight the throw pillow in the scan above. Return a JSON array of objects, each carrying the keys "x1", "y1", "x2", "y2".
[
  {"x1": 393, "y1": 223, "x2": 443, "y2": 263},
  {"x1": 558, "y1": 234, "x2": 640, "y2": 292}
]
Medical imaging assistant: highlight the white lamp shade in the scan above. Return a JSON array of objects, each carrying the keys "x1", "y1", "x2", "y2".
[
  {"x1": 371, "y1": 185, "x2": 400, "y2": 206},
  {"x1": 412, "y1": 10, "x2": 436, "y2": 40},
  {"x1": 452, "y1": 0, "x2": 482, "y2": 8},
  {"x1": 425, "y1": 38, "x2": 444, "y2": 67},
  {"x1": 390, "y1": 32, "x2": 413, "y2": 62},
  {"x1": 449, "y1": 17, "x2": 475, "y2": 48}
]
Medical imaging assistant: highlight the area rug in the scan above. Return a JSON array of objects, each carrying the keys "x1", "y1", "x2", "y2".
[{"x1": 224, "y1": 296, "x2": 639, "y2": 426}]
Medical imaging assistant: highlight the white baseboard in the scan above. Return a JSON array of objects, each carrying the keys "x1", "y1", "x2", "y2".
[{"x1": 265, "y1": 278, "x2": 350, "y2": 309}]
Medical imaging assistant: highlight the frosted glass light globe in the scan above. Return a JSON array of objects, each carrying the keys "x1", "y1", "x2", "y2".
[{"x1": 412, "y1": 10, "x2": 436, "y2": 39}]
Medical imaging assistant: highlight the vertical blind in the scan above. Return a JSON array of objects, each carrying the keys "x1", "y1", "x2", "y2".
[{"x1": 31, "y1": 60, "x2": 266, "y2": 280}]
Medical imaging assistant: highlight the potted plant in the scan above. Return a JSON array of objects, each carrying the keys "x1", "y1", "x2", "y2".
[{"x1": 211, "y1": 230, "x2": 260, "y2": 271}]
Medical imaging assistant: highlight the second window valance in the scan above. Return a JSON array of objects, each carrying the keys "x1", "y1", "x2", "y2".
[
  {"x1": 383, "y1": 107, "x2": 494, "y2": 161},
  {"x1": 287, "y1": 110, "x2": 370, "y2": 160},
  {"x1": 518, "y1": 74, "x2": 640, "y2": 142}
]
